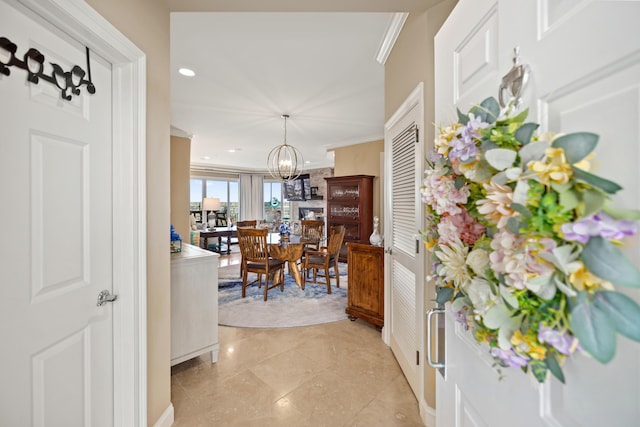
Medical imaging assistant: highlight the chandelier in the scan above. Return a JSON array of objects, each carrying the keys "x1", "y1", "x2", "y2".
[{"x1": 267, "y1": 114, "x2": 304, "y2": 182}]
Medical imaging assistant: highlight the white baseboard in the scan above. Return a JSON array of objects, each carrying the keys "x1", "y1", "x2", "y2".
[
  {"x1": 153, "y1": 403, "x2": 174, "y2": 427},
  {"x1": 420, "y1": 401, "x2": 436, "y2": 427}
]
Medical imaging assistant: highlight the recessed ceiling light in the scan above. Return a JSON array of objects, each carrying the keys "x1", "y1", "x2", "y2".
[
  {"x1": 178, "y1": 68, "x2": 195, "y2": 77},
  {"x1": 201, "y1": 156, "x2": 210, "y2": 160},
  {"x1": 305, "y1": 160, "x2": 311, "y2": 164},
  {"x1": 227, "y1": 148, "x2": 242, "y2": 153}
]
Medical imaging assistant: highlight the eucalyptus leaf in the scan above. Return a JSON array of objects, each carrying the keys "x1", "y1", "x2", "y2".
[
  {"x1": 572, "y1": 167, "x2": 623, "y2": 194},
  {"x1": 500, "y1": 284, "x2": 519, "y2": 309},
  {"x1": 553, "y1": 276, "x2": 578, "y2": 297},
  {"x1": 454, "y1": 175, "x2": 465, "y2": 190},
  {"x1": 529, "y1": 360, "x2": 548, "y2": 383},
  {"x1": 583, "y1": 188, "x2": 606, "y2": 217},
  {"x1": 538, "y1": 245, "x2": 580, "y2": 275},
  {"x1": 505, "y1": 167, "x2": 522, "y2": 180},
  {"x1": 498, "y1": 323, "x2": 518, "y2": 351},
  {"x1": 582, "y1": 237, "x2": 640, "y2": 288},
  {"x1": 545, "y1": 354, "x2": 566, "y2": 384},
  {"x1": 559, "y1": 189, "x2": 580, "y2": 213},
  {"x1": 552, "y1": 132, "x2": 598, "y2": 164},
  {"x1": 602, "y1": 205, "x2": 640, "y2": 221},
  {"x1": 481, "y1": 140, "x2": 499, "y2": 152},
  {"x1": 471, "y1": 97, "x2": 501, "y2": 124},
  {"x1": 507, "y1": 217, "x2": 521, "y2": 235},
  {"x1": 457, "y1": 108, "x2": 469, "y2": 125},
  {"x1": 436, "y1": 286, "x2": 454, "y2": 305},
  {"x1": 484, "y1": 303, "x2": 512, "y2": 329},
  {"x1": 519, "y1": 141, "x2": 550, "y2": 166},
  {"x1": 570, "y1": 298, "x2": 616, "y2": 363},
  {"x1": 492, "y1": 172, "x2": 509, "y2": 186},
  {"x1": 551, "y1": 181, "x2": 572, "y2": 193},
  {"x1": 515, "y1": 122, "x2": 539, "y2": 145},
  {"x1": 485, "y1": 148, "x2": 517, "y2": 171},
  {"x1": 511, "y1": 203, "x2": 532, "y2": 219},
  {"x1": 526, "y1": 275, "x2": 557, "y2": 300},
  {"x1": 594, "y1": 291, "x2": 640, "y2": 341},
  {"x1": 512, "y1": 181, "x2": 530, "y2": 205},
  {"x1": 451, "y1": 295, "x2": 471, "y2": 313}
]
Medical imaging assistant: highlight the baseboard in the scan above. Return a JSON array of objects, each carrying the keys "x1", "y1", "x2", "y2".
[
  {"x1": 420, "y1": 401, "x2": 436, "y2": 427},
  {"x1": 153, "y1": 403, "x2": 174, "y2": 427}
]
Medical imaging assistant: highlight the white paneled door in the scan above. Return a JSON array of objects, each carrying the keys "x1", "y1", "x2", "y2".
[
  {"x1": 434, "y1": 0, "x2": 640, "y2": 426},
  {"x1": 384, "y1": 84, "x2": 425, "y2": 401},
  {"x1": 0, "y1": 1, "x2": 115, "y2": 425}
]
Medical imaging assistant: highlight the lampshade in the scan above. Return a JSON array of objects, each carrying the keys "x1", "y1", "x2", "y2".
[
  {"x1": 267, "y1": 114, "x2": 304, "y2": 182},
  {"x1": 202, "y1": 197, "x2": 221, "y2": 211}
]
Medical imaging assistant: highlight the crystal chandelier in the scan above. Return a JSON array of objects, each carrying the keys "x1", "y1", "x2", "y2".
[{"x1": 267, "y1": 114, "x2": 304, "y2": 182}]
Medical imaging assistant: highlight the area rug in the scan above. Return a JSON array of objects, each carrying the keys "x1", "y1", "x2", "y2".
[{"x1": 218, "y1": 264, "x2": 349, "y2": 328}]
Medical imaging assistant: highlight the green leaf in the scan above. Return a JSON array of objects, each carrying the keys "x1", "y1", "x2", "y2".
[
  {"x1": 572, "y1": 167, "x2": 623, "y2": 194},
  {"x1": 514, "y1": 123, "x2": 539, "y2": 145},
  {"x1": 519, "y1": 140, "x2": 550, "y2": 166},
  {"x1": 507, "y1": 217, "x2": 521, "y2": 235},
  {"x1": 545, "y1": 354, "x2": 566, "y2": 384},
  {"x1": 454, "y1": 175, "x2": 465, "y2": 190},
  {"x1": 594, "y1": 291, "x2": 640, "y2": 341},
  {"x1": 436, "y1": 286, "x2": 454, "y2": 305},
  {"x1": 511, "y1": 203, "x2": 532, "y2": 219},
  {"x1": 582, "y1": 188, "x2": 605, "y2": 217},
  {"x1": 552, "y1": 132, "x2": 599, "y2": 164},
  {"x1": 582, "y1": 237, "x2": 640, "y2": 288},
  {"x1": 602, "y1": 205, "x2": 640, "y2": 221},
  {"x1": 559, "y1": 189, "x2": 580, "y2": 213},
  {"x1": 485, "y1": 148, "x2": 517, "y2": 171},
  {"x1": 526, "y1": 275, "x2": 557, "y2": 300},
  {"x1": 471, "y1": 97, "x2": 501, "y2": 124},
  {"x1": 529, "y1": 360, "x2": 548, "y2": 383},
  {"x1": 457, "y1": 108, "x2": 469, "y2": 125},
  {"x1": 570, "y1": 297, "x2": 617, "y2": 363}
]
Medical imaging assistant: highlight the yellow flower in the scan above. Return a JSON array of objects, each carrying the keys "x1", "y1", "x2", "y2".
[
  {"x1": 573, "y1": 152, "x2": 596, "y2": 172},
  {"x1": 511, "y1": 330, "x2": 547, "y2": 360},
  {"x1": 527, "y1": 147, "x2": 573, "y2": 185},
  {"x1": 435, "y1": 123, "x2": 461, "y2": 155},
  {"x1": 476, "y1": 181, "x2": 516, "y2": 229},
  {"x1": 569, "y1": 261, "x2": 614, "y2": 291}
]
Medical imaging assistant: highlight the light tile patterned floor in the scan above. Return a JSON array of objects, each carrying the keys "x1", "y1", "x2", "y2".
[{"x1": 170, "y1": 320, "x2": 424, "y2": 426}]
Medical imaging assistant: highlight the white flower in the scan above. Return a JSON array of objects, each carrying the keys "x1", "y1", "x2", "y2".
[
  {"x1": 462, "y1": 277, "x2": 498, "y2": 316},
  {"x1": 435, "y1": 239, "x2": 471, "y2": 288},
  {"x1": 466, "y1": 248, "x2": 489, "y2": 277}
]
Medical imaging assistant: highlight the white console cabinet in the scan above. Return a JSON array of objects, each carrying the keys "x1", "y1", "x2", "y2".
[{"x1": 170, "y1": 243, "x2": 219, "y2": 366}]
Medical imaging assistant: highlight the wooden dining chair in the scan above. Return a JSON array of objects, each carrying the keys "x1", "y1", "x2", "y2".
[
  {"x1": 302, "y1": 225, "x2": 345, "y2": 294},
  {"x1": 300, "y1": 219, "x2": 324, "y2": 252},
  {"x1": 237, "y1": 227, "x2": 285, "y2": 301},
  {"x1": 236, "y1": 219, "x2": 257, "y2": 228}
]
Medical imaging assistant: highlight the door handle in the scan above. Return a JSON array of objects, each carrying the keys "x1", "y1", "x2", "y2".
[
  {"x1": 426, "y1": 307, "x2": 445, "y2": 369},
  {"x1": 97, "y1": 290, "x2": 118, "y2": 306}
]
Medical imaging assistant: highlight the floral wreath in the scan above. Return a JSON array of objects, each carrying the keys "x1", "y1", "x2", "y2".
[{"x1": 422, "y1": 97, "x2": 640, "y2": 383}]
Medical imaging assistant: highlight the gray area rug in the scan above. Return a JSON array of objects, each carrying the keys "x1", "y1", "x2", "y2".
[{"x1": 218, "y1": 263, "x2": 348, "y2": 328}]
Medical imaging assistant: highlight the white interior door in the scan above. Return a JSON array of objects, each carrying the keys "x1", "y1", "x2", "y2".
[
  {"x1": 384, "y1": 83, "x2": 425, "y2": 400},
  {"x1": 434, "y1": 1, "x2": 640, "y2": 426},
  {"x1": 0, "y1": 1, "x2": 115, "y2": 425}
]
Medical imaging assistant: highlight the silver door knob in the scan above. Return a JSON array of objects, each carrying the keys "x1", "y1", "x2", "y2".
[{"x1": 97, "y1": 290, "x2": 118, "y2": 306}]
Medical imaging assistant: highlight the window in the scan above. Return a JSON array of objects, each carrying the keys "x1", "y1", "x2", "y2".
[
  {"x1": 190, "y1": 177, "x2": 240, "y2": 223},
  {"x1": 264, "y1": 180, "x2": 290, "y2": 219}
]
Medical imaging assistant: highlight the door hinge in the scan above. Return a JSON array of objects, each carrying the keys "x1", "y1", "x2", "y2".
[
  {"x1": 416, "y1": 350, "x2": 420, "y2": 365},
  {"x1": 416, "y1": 239, "x2": 420, "y2": 254},
  {"x1": 414, "y1": 126, "x2": 419, "y2": 143}
]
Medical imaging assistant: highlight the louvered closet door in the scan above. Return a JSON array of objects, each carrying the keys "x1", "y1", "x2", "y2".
[{"x1": 385, "y1": 87, "x2": 424, "y2": 399}]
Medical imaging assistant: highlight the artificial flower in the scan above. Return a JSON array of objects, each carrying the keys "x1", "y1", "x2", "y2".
[
  {"x1": 466, "y1": 248, "x2": 490, "y2": 277},
  {"x1": 435, "y1": 239, "x2": 471, "y2": 288},
  {"x1": 538, "y1": 324, "x2": 579, "y2": 355},
  {"x1": 477, "y1": 181, "x2": 517, "y2": 229},
  {"x1": 527, "y1": 147, "x2": 572, "y2": 185},
  {"x1": 561, "y1": 212, "x2": 638, "y2": 244},
  {"x1": 568, "y1": 261, "x2": 614, "y2": 291}
]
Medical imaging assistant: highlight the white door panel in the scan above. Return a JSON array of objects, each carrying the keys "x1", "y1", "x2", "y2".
[
  {"x1": 435, "y1": 0, "x2": 640, "y2": 426},
  {"x1": 0, "y1": 1, "x2": 114, "y2": 425}
]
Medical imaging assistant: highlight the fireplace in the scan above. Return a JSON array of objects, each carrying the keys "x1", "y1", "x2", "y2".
[{"x1": 299, "y1": 207, "x2": 324, "y2": 220}]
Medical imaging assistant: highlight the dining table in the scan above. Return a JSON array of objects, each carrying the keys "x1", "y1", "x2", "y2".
[
  {"x1": 267, "y1": 233, "x2": 319, "y2": 289},
  {"x1": 198, "y1": 227, "x2": 238, "y2": 255}
]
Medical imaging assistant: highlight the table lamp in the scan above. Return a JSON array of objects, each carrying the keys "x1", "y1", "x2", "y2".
[{"x1": 202, "y1": 197, "x2": 220, "y2": 228}]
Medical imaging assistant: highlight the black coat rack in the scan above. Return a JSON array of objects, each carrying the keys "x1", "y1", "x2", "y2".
[{"x1": 0, "y1": 36, "x2": 96, "y2": 101}]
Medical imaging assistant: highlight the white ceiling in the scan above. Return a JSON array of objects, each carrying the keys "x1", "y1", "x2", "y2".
[{"x1": 171, "y1": 12, "x2": 395, "y2": 172}]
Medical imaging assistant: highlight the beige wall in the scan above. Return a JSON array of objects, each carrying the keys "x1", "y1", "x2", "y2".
[
  {"x1": 333, "y1": 139, "x2": 384, "y2": 226},
  {"x1": 384, "y1": 0, "x2": 458, "y2": 410},
  {"x1": 171, "y1": 135, "x2": 192, "y2": 241},
  {"x1": 83, "y1": 0, "x2": 171, "y2": 425}
]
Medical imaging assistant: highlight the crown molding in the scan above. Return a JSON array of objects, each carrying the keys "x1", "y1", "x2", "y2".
[
  {"x1": 375, "y1": 13, "x2": 409, "y2": 65},
  {"x1": 170, "y1": 125, "x2": 193, "y2": 139}
]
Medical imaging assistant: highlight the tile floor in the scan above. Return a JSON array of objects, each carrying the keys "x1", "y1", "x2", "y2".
[{"x1": 170, "y1": 320, "x2": 424, "y2": 426}]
